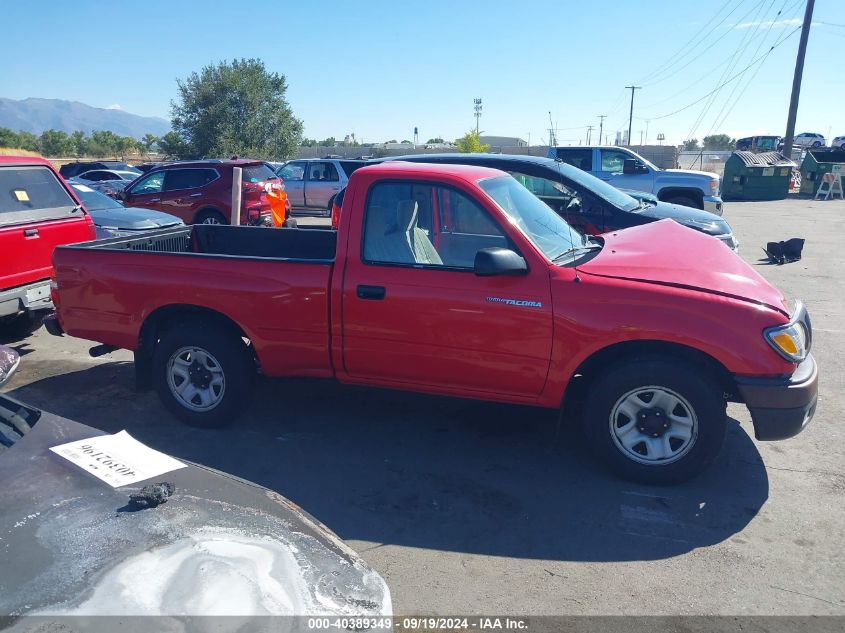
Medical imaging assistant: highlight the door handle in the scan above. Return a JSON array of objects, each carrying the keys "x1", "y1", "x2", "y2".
[
  {"x1": 23, "y1": 228, "x2": 39, "y2": 237},
  {"x1": 357, "y1": 285, "x2": 386, "y2": 300},
  {"x1": 150, "y1": 198, "x2": 161, "y2": 202}
]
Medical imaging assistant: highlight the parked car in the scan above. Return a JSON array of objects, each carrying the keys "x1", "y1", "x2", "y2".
[
  {"x1": 68, "y1": 182, "x2": 184, "y2": 238},
  {"x1": 374, "y1": 154, "x2": 738, "y2": 250},
  {"x1": 58, "y1": 161, "x2": 140, "y2": 180},
  {"x1": 736, "y1": 136, "x2": 782, "y2": 152},
  {"x1": 0, "y1": 381, "x2": 391, "y2": 615},
  {"x1": 792, "y1": 133, "x2": 826, "y2": 148},
  {"x1": 830, "y1": 135, "x2": 845, "y2": 150},
  {"x1": 49, "y1": 162, "x2": 816, "y2": 484},
  {"x1": 120, "y1": 159, "x2": 280, "y2": 226},
  {"x1": 0, "y1": 155, "x2": 96, "y2": 339},
  {"x1": 276, "y1": 158, "x2": 369, "y2": 216},
  {"x1": 75, "y1": 169, "x2": 142, "y2": 184},
  {"x1": 548, "y1": 146, "x2": 723, "y2": 214}
]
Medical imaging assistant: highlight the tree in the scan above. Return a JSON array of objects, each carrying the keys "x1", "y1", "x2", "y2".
[
  {"x1": 39, "y1": 130, "x2": 73, "y2": 156},
  {"x1": 702, "y1": 134, "x2": 735, "y2": 150},
  {"x1": 682, "y1": 138, "x2": 700, "y2": 151},
  {"x1": 16, "y1": 131, "x2": 39, "y2": 152},
  {"x1": 140, "y1": 133, "x2": 159, "y2": 154},
  {"x1": 70, "y1": 131, "x2": 87, "y2": 157},
  {"x1": 300, "y1": 138, "x2": 317, "y2": 147},
  {"x1": 171, "y1": 58, "x2": 303, "y2": 160},
  {"x1": 454, "y1": 130, "x2": 490, "y2": 153},
  {"x1": 319, "y1": 137, "x2": 336, "y2": 147},
  {"x1": 426, "y1": 137, "x2": 445, "y2": 144},
  {"x1": 157, "y1": 131, "x2": 187, "y2": 158},
  {"x1": 87, "y1": 130, "x2": 122, "y2": 156},
  {"x1": 0, "y1": 127, "x2": 20, "y2": 148}
]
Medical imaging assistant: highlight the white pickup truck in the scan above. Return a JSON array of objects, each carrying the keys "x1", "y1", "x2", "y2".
[
  {"x1": 548, "y1": 146, "x2": 723, "y2": 215},
  {"x1": 275, "y1": 158, "x2": 368, "y2": 216}
]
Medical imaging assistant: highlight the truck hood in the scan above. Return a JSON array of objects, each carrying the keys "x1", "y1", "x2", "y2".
[
  {"x1": 88, "y1": 206, "x2": 183, "y2": 231},
  {"x1": 576, "y1": 219, "x2": 787, "y2": 314},
  {"x1": 663, "y1": 168, "x2": 720, "y2": 181},
  {"x1": 635, "y1": 201, "x2": 731, "y2": 236}
]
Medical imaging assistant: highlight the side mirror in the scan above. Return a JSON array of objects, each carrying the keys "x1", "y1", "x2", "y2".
[
  {"x1": 0, "y1": 345, "x2": 20, "y2": 388},
  {"x1": 117, "y1": 190, "x2": 128, "y2": 201},
  {"x1": 623, "y1": 158, "x2": 647, "y2": 175},
  {"x1": 474, "y1": 248, "x2": 528, "y2": 276}
]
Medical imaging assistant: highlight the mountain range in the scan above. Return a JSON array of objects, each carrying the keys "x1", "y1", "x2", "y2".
[{"x1": 0, "y1": 97, "x2": 170, "y2": 138}]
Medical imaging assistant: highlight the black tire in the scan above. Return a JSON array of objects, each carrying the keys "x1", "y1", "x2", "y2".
[
  {"x1": 812, "y1": 141, "x2": 822, "y2": 148},
  {"x1": 152, "y1": 320, "x2": 254, "y2": 428},
  {"x1": 0, "y1": 311, "x2": 45, "y2": 342},
  {"x1": 195, "y1": 209, "x2": 228, "y2": 225},
  {"x1": 664, "y1": 195, "x2": 701, "y2": 209},
  {"x1": 582, "y1": 358, "x2": 726, "y2": 484}
]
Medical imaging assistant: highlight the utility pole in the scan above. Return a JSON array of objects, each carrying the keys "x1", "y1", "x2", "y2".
[
  {"x1": 639, "y1": 130, "x2": 644, "y2": 145},
  {"x1": 598, "y1": 115, "x2": 606, "y2": 146},
  {"x1": 548, "y1": 111, "x2": 557, "y2": 146},
  {"x1": 473, "y1": 99, "x2": 483, "y2": 135},
  {"x1": 586, "y1": 125, "x2": 594, "y2": 145},
  {"x1": 625, "y1": 85, "x2": 641, "y2": 147},
  {"x1": 644, "y1": 119, "x2": 650, "y2": 145},
  {"x1": 783, "y1": 0, "x2": 815, "y2": 158}
]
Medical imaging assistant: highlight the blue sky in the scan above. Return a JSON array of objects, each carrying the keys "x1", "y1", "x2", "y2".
[{"x1": 2, "y1": 0, "x2": 843, "y2": 144}]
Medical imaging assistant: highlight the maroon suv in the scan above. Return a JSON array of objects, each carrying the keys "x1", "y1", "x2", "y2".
[{"x1": 120, "y1": 160, "x2": 280, "y2": 226}]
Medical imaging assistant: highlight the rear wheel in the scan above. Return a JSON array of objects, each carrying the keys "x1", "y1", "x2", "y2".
[
  {"x1": 663, "y1": 195, "x2": 700, "y2": 209},
  {"x1": 812, "y1": 141, "x2": 822, "y2": 148},
  {"x1": 582, "y1": 358, "x2": 726, "y2": 484},
  {"x1": 195, "y1": 209, "x2": 227, "y2": 225},
  {"x1": 152, "y1": 320, "x2": 254, "y2": 427}
]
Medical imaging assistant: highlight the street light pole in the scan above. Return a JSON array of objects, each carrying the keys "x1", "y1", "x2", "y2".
[{"x1": 598, "y1": 115, "x2": 606, "y2": 146}]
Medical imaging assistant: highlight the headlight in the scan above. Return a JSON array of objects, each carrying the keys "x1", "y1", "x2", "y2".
[
  {"x1": 764, "y1": 302, "x2": 810, "y2": 362},
  {"x1": 709, "y1": 179, "x2": 719, "y2": 195}
]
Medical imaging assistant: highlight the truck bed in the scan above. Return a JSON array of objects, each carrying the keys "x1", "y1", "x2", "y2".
[
  {"x1": 53, "y1": 225, "x2": 336, "y2": 378},
  {"x1": 69, "y1": 224, "x2": 337, "y2": 262}
]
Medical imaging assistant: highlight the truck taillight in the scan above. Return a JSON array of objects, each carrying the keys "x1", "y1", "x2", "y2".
[{"x1": 248, "y1": 208, "x2": 260, "y2": 221}]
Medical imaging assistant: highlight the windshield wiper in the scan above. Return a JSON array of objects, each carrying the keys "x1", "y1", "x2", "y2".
[{"x1": 552, "y1": 243, "x2": 602, "y2": 263}]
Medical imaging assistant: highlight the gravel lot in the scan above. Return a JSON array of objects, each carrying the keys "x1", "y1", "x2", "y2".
[{"x1": 3, "y1": 197, "x2": 844, "y2": 616}]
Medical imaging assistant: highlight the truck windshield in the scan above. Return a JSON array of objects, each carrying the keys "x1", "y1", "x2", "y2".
[{"x1": 479, "y1": 176, "x2": 586, "y2": 260}]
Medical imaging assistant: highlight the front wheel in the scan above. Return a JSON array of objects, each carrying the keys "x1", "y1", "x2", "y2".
[
  {"x1": 152, "y1": 321, "x2": 254, "y2": 427},
  {"x1": 582, "y1": 358, "x2": 726, "y2": 484},
  {"x1": 664, "y1": 195, "x2": 700, "y2": 209}
]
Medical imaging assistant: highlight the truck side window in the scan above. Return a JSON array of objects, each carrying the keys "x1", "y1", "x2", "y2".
[
  {"x1": 362, "y1": 181, "x2": 509, "y2": 270},
  {"x1": 557, "y1": 149, "x2": 592, "y2": 171},
  {"x1": 600, "y1": 150, "x2": 630, "y2": 173}
]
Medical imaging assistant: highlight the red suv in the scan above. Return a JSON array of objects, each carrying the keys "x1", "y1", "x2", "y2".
[
  {"x1": 1, "y1": 155, "x2": 95, "y2": 339},
  {"x1": 120, "y1": 160, "x2": 282, "y2": 226}
]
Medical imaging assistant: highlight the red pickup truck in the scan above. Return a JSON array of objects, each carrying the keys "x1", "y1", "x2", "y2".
[
  {"x1": 49, "y1": 162, "x2": 817, "y2": 483},
  {"x1": 1, "y1": 156, "x2": 96, "y2": 338}
]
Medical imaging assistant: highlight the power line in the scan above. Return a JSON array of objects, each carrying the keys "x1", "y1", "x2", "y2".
[
  {"x1": 646, "y1": 26, "x2": 802, "y2": 122},
  {"x1": 637, "y1": 0, "x2": 738, "y2": 85}
]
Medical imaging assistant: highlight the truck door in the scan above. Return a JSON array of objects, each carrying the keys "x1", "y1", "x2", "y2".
[
  {"x1": 340, "y1": 179, "x2": 553, "y2": 398},
  {"x1": 305, "y1": 162, "x2": 342, "y2": 210},
  {"x1": 0, "y1": 163, "x2": 92, "y2": 293},
  {"x1": 278, "y1": 161, "x2": 306, "y2": 208},
  {"x1": 599, "y1": 148, "x2": 654, "y2": 195}
]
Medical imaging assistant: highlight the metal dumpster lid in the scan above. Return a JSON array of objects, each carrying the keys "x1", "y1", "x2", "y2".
[
  {"x1": 732, "y1": 151, "x2": 796, "y2": 167},
  {"x1": 806, "y1": 149, "x2": 845, "y2": 163}
]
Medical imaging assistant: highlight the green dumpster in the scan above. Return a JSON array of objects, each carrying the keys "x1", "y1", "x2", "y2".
[
  {"x1": 800, "y1": 149, "x2": 845, "y2": 195},
  {"x1": 722, "y1": 151, "x2": 795, "y2": 201}
]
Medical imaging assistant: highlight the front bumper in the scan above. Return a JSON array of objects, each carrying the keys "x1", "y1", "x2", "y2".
[
  {"x1": 735, "y1": 354, "x2": 818, "y2": 440},
  {"x1": 0, "y1": 280, "x2": 53, "y2": 318},
  {"x1": 703, "y1": 195, "x2": 723, "y2": 216}
]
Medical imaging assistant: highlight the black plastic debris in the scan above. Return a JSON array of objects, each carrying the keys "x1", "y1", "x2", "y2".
[
  {"x1": 764, "y1": 238, "x2": 805, "y2": 265},
  {"x1": 126, "y1": 482, "x2": 175, "y2": 511}
]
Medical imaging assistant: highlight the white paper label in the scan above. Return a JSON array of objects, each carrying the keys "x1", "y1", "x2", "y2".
[
  {"x1": 762, "y1": 167, "x2": 775, "y2": 176},
  {"x1": 49, "y1": 430, "x2": 187, "y2": 488}
]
